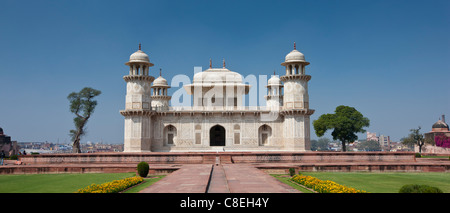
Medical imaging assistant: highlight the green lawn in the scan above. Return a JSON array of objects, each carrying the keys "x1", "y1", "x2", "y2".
[
  {"x1": 0, "y1": 173, "x2": 163, "y2": 193},
  {"x1": 123, "y1": 175, "x2": 165, "y2": 193},
  {"x1": 271, "y1": 174, "x2": 314, "y2": 193},
  {"x1": 298, "y1": 172, "x2": 450, "y2": 193},
  {"x1": 2, "y1": 171, "x2": 449, "y2": 193}
]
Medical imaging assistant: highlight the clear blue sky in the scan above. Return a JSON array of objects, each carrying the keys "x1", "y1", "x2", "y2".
[{"x1": 0, "y1": 0, "x2": 449, "y2": 144}]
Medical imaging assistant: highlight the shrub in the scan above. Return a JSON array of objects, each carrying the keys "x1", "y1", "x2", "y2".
[
  {"x1": 399, "y1": 184, "x2": 442, "y2": 193},
  {"x1": 289, "y1": 168, "x2": 296, "y2": 176},
  {"x1": 9, "y1": 155, "x2": 18, "y2": 160},
  {"x1": 415, "y1": 153, "x2": 421, "y2": 158},
  {"x1": 137, "y1": 161, "x2": 150, "y2": 177}
]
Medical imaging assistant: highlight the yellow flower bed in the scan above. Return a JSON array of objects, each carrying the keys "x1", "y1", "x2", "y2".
[
  {"x1": 291, "y1": 174, "x2": 367, "y2": 193},
  {"x1": 75, "y1": 176, "x2": 144, "y2": 193}
]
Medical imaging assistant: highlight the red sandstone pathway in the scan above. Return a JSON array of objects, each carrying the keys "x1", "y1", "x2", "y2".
[
  {"x1": 222, "y1": 164, "x2": 299, "y2": 193},
  {"x1": 207, "y1": 165, "x2": 230, "y2": 193},
  {"x1": 139, "y1": 164, "x2": 299, "y2": 193},
  {"x1": 140, "y1": 164, "x2": 212, "y2": 193}
]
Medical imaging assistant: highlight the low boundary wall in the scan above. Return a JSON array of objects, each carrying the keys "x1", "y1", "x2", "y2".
[
  {"x1": 3, "y1": 151, "x2": 448, "y2": 174},
  {"x1": 0, "y1": 164, "x2": 179, "y2": 175},
  {"x1": 18, "y1": 151, "x2": 416, "y2": 165}
]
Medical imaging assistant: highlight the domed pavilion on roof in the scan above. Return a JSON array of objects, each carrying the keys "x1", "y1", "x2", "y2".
[
  {"x1": 424, "y1": 115, "x2": 450, "y2": 149},
  {"x1": 120, "y1": 43, "x2": 314, "y2": 152}
]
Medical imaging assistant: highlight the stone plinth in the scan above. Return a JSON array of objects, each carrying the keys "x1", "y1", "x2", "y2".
[
  {"x1": 19, "y1": 151, "x2": 416, "y2": 165},
  {"x1": 20, "y1": 152, "x2": 205, "y2": 165},
  {"x1": 229, "y1": 152, "x2": 416, "y2": 163},
  {"x1": 3, "y1": 151, "x2": 449, "y2": 175}
]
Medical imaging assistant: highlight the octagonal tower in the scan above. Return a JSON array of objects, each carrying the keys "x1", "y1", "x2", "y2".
[{"x1": 121, "y1": 44, "x2": 155, "y2": 152}]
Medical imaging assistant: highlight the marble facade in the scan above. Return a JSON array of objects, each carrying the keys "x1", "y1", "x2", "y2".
[{"x1": 120, "y1": 43, "x2": 314, "y2": 152}]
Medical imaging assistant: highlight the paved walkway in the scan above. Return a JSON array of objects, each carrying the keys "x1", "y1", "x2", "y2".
[
  {"x1": 222, "y1": 164, "x2": 299, "y2": 193},
  {"x1": 207, "y1": 165, "x2": 230, "y2": 193},
  {"x1": 139, "y1": 164, "x2": 300, "y2": 193},
  {"x1": 140, "y1": 164, "x2": 212, "y2": 193}
]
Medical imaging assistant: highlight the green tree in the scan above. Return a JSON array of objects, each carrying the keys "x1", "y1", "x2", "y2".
[
  {"x1": 358, "y1": 140, "x2": 382, "y2": 151},
  {"x1": 313, "y1": 105, "x2": 370, "y2": 152},
  {"x1": 67, "y1": 87, "x2": 101, "y2": 153},
  {"x1": 401, "y1": 126, "x2": 433, "y2": 153},
  {"x1": 311, "y1": 137, "x2": 331, "y2": 151}
]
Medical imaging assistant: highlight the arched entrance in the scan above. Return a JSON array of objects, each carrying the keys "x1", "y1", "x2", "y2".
[{"x1": 210, "y1": 125, "x2": 225, "y2": 146}]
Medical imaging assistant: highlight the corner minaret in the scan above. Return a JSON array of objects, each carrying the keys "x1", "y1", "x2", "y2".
[
  {"x1": 280, "y1": 42, "x2": 311, "y2": 110},
  {"x1": 121, "y1": 44, "x2": 155, "y2": 152},
  {"x1": 151, "y1": 69, "x2": 171, "y2": 111},
  {"x1": 280, "y1": 43, "x2": 314, "y2": 151},
  {"x1": 265, "y1": 71, "x2": 283, "y2": 110}
]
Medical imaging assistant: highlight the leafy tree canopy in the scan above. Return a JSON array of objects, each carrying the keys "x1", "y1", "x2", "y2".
[
  {"x1": 311, "y1": 137, "x2": 331, "y2": 151},
  {"x1": 313, "y1": 105, "x2": 370, "y2": 151},
  {"x1": 358, "y1": 140, "x2": 382, "y2": 151}
]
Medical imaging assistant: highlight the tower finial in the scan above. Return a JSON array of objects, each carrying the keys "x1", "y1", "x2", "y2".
[
  {"x1": 294, "y1": 42, "x2": 296, "y2": 50},
  {"x1": 209, "y1": 58, "x2": 212, "y2": 68},
  {"x1": 139, "y1": 43, "x2": 141, "y2": 50},
  {"x1": 274, "y1": 70, "x2": 276, "y2": 76},
  {"x1": 223, "y1": 58, "x2": 226, "y2": 68},
  {"x1": 159, "y1": 68, "x2": 162, "y2": 76}
]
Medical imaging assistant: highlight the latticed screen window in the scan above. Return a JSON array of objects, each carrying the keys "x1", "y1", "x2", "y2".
[
  {"x1": 195, "y1": 124, "x2": 201, "y2": 144},
  {"x1": 234, "y1": 124, "x2": 240, "y2": 144},
  {"x1": 168, "y1": 133, "x2": 174, "y2": 144},
  {"x1": 234, "y1": 133, "x2": 240, "y2": 144},
  {"x1": 258, "y1": 125, "x2": 271, "y2": 146},
  {"x1": 165, "y1": 125, "x2": 176, "y2": 145},
  {"x1": 195, "y1": 132, "x2": 201, "y2": 144},
  {"x1": 262, "y1": 133, "x2": 268, "y2": 145}
]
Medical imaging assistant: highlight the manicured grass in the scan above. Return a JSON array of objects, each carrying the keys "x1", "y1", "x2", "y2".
[
  {"x1": 300, "y1": 172, "x2": 450, "y2": 193},
  {"x1": 0, "y1": 173, "x2": 151, "y2": 193},
  {"x1": 123, "y1": 175, "x2": 165, "y2": 193},
  {"x1": 271, "y1": 174, "x2": 314, "y2": 193},
  {"x1": 421, "y1": 155, "x2": 450, "y2": 159}
]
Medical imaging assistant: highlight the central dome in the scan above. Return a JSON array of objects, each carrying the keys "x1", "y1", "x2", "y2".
[
  {"x1": 184, "y1": 67, "x2": 251, "y2": 95},
  {"x1": 193, "y1": 68, "x2": 243, "y2": 84}
]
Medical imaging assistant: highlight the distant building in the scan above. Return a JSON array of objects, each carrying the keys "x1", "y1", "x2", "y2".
[
  {"x1": 18, "y1": 141, "x2": 124, "y2": 154},
  {"x1": 366, "y1": 132, "x2": 378, "y2": 141},
  {"x1": 0, "y1": 127, "x2": 19, "y2": 157},
  {"x1": 379, "y1": 135, "x2": 391, "y2": 147},
  {"x1": 366, "y1": 131, "x2": 390, "y2": 148},
  {"x1": 424, "y1": 114, "x2": 450, "y2": 149},
  {"x1": 389, "y1": 141, "x2": 413, "y2": 152}
]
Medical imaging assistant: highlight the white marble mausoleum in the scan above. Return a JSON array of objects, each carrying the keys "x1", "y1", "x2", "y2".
[{"x1": 120, "y1": 43, "x2": 314, "y2": 152}]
